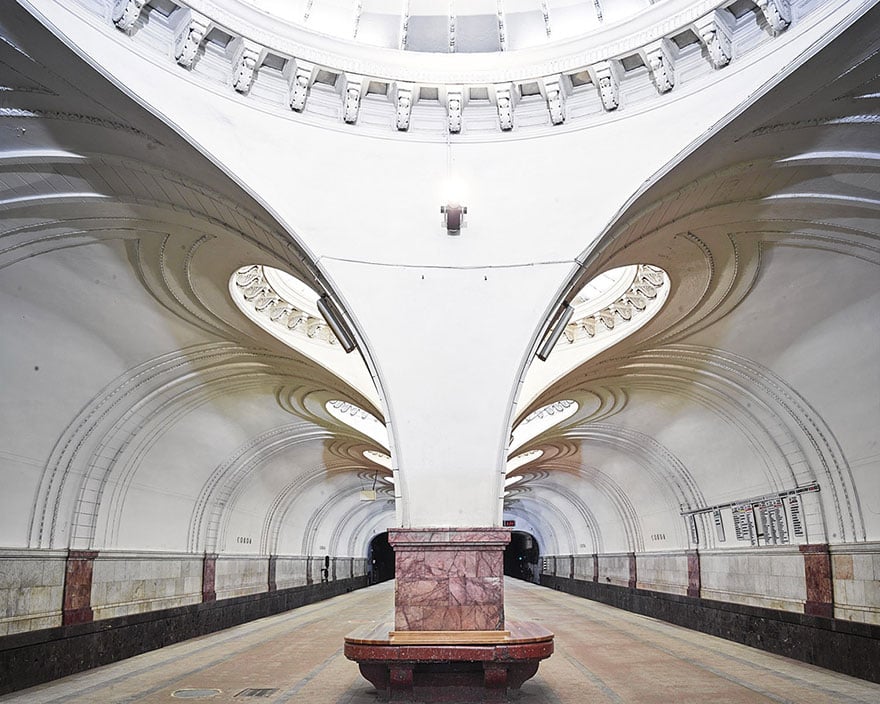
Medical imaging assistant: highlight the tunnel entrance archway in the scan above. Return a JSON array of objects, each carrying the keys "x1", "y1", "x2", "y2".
[
  {"x1": 504, "y1": 531, "x2": 540, "y2": 582},
  {"x1": 367, "y1": 531, "x2": 395, "y2": 584}
]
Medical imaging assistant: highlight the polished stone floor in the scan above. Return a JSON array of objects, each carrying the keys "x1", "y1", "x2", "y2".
[{"x1": 2, "y1": 579, "x2": 878, "y2": 703}]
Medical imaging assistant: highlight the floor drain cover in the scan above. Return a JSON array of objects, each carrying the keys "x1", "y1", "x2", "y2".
[
  {"x1": 235, "y1": 689, "x2": 279, "y2": 698},
  {"x1": 171, "y1": 689, "x2": 222, "y2": 699}
]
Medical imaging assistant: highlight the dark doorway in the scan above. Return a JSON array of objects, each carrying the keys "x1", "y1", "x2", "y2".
[
  {"x1": 368, "y1": 531, "x2": 395, "y2": 584},
  {"x1": 504, "y1": 531, "x2": 540, "y2": 582}
]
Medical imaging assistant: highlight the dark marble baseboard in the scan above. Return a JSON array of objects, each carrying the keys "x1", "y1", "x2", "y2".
[
  {"x1": 0, "y1": 576, "x2": 368, "y2": 695},
  {"x1": 540, "y1": 574, "x2": 880, "y2": 683}
]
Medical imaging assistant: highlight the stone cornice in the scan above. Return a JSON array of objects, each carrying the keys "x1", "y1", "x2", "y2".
[{"x1": 67, "y1": 0, "x2": 833, "y2": 138}]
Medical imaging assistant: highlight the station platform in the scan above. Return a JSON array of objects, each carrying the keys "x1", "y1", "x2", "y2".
[{"x1": 1, "y1": 579, "x2": 877, "y2": 703}]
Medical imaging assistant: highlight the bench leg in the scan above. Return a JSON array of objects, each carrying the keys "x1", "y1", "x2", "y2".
[
  {"x1": 389, "y1": 664, "x2": 414, "y2": 701},
  {"x1": 483, "y1": 663, "x2": 508, "y2": 702}
]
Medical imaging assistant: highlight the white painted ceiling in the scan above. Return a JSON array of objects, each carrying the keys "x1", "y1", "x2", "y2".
[{"x1": 0, "y1": 0, "x2": 877, "y2": 557}]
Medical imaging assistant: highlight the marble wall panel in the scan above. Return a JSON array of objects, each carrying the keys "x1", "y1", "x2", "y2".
[
  {"x1": 0, "y1": 549, "x2": 66, "y2": 636},
  {"x1": 636, "y1": 552, "x2": 689, "y2": 595},
  {"x1": 390, "y1": 528, "x2": 509, "y2": 631},
  {"x1": 274, "y1": 555, "x2": 309, "y2": 589},
  {"x1": 671, "y1": 547, "x2": 807, "y2": 612},
  {"x1": 597, "y1": 553, "x2": 633, "y2": 588},
  {"x1": 214, "y1": 555, "x2": 269, "y2": 599},
  {"x1": 831, "y1": 542, "x2": 880, "y2": 625},
  {"x1": 90, "y1": 552, "x2": 203, "y2": 620}
]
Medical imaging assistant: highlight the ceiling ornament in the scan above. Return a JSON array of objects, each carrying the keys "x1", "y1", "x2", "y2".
[
  {"x1": 86, "y1": 0, "x2": 817, "y2": 137},
  {"x1": 326, "y1": 399, "x2": 389, "y2": 448},
  {"x1": 231, "y1": 265, "x2": 339, "y2": 346},
  {"x1": 562, "y1": 265, "x2": 668, "y2": 346}
]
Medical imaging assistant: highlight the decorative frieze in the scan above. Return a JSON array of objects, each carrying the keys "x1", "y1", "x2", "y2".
[
  {"x1": 756, "y1": 0, "x2": 792, "y2": 35},
  {"x1": 493, "y1": 84, "x2": 514, "y2": 131},
  {"x1": 228, "y1": 38, "x2": 265, "y2": 94},
  {"x1": 540, "y1": 75, "x2": 569, "y2": 125},
  {"x1": 284, "y1": 61, "x2": 314, "y2": 112},
  {"x1": 232, "y1": 265, "x2": 339, "y2": 346},
  {"x1": 173, "y1": 9, "x2": 212, "y2": 69},
  {"x1": 111, "y1": 0, "x2": 146, "y2": 32},
  {"x1": 642, "y1": 38, "x2": 677, "y2": 94},
  {"x1": 100, "y1": 0, "x2": 806, "y2": 135},
  {"x1": 444, "y1": 87, "x2": 464, "y2": 134},
  {"x1": 394, "y1": 83, "x2": 415, "y2": 131},
  {"x1": 564, "y1": 265, "x2": 666, "y2": 345},
  {"x1": 341, "y1": 74, "x2": 365, "y2": 124},
  {"x1": 590, "y1": 60, "x2": 622, "y2": 111},
  {"x1": 693, "y1": 10, "x2": 734, "y2": 69}
]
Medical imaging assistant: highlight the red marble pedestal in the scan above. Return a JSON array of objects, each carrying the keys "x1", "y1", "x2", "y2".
[
  {"x1": 345, "y1": 527, "x2": 553, "y2": 701},
  {"x1": 345, "y1": 621, "x2": 554, "y2": 703},
  {"x1": 389, "y1": 528, "x2": 509, "y2": 631}
]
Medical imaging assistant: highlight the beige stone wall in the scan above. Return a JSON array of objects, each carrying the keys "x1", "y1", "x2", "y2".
[
  {"x1": 685, "y1": 547, "x2": 806, "y2": 612},
  {"x1": 636, "y1": 552, "x2": 689, "y2": 595},
  {"x1": 91, "y1": 552, "x2": 203, "y2": 620},
  {"x1": 573, "y1": 554, "x2": 593, "y2": 581},
  {"x1": 275, "y1": 555, "x2": 309, "y2": 589},
  {"x1": 215, "y1": 555, "x2": 269, "y2": 599},
  {"x1": 0, "y1": 549, "x2": 66, "y2": 636},
  {"x1": 0, "y1": 548, "x2": 367, "y2": 636},
  {"x1": 597, "y1": 553, "x2": 632, "y2": 587},
  {"x1": 831, "y1": 542, "x2": 880, "y2": 625}
]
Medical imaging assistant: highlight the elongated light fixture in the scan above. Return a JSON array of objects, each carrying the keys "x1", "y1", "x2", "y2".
[
  {"x1": 317, "y1": 294, "x2": 357, "y2": 353},
  {"x1": 536, "y1": 302, "x2": 574, "y2": 361}
]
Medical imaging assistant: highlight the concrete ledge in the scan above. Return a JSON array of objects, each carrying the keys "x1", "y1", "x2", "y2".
[
  {"x1": 0, "y1": 576, "x2": 368, "y2": 695},
  {"x1": 540, "y1": 574, "x2": 880, "y2": 683}
]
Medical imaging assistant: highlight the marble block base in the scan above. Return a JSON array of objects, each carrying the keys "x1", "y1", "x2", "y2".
[
  {"x1": 345, "y1": 621, "x2": 554, "y2": 703},
  {"x1": 389, "y1": 528, "x2": 510, "y2": 632}
]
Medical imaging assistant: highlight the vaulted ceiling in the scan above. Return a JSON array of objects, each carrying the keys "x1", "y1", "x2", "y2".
[{"x1": 1, "y1": 0, "x2": 877, "y2": 558}]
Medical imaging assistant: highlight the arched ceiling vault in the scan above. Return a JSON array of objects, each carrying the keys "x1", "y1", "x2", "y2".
[
  {"x1": 1, "y1": 1, "x2": 877, "y2": 558},
  {"x1": 509, "y1": 11, "x2": 879, "y2": 553},
  {"x1": 1, "y1": 4, "x2": 389, "y2": 556}
]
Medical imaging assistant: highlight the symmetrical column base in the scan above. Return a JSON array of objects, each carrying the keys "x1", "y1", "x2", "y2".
[
  {"x1": 389, "y1": 528, "x2": 510, "y2": 631},
  {"x1": 345, "y1": 621, "x2": 553, "y2": 702}
]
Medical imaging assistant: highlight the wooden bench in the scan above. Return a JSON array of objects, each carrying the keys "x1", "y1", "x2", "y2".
[{"x1": 344, "y1": 621, "x2": 554, "y2": 702}]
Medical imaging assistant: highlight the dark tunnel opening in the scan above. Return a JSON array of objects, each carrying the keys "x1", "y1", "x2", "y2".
[
  {"x1": 504, "y1": 531, "x2": 540, "y2": 582},
  {"x1": 367, "y1": 531, "x2": 395, "y2": 584}
]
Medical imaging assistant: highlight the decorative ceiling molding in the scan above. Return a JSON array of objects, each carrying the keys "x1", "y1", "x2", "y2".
[{"x1": 45, "y1": 0, "x2": 837, "y2": 137}]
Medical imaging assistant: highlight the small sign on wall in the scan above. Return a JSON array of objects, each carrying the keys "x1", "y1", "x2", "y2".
[{"x1": 503, "y1": 520, "x2": 516, "y2": 527}]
